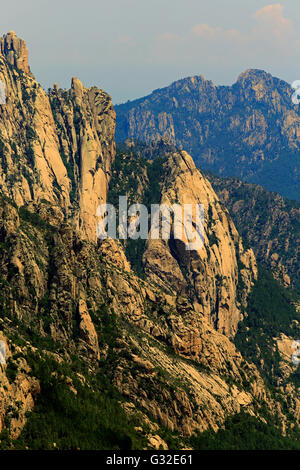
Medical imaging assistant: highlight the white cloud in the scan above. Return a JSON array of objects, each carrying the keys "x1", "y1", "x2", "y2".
[
  {"x1": 192, "y1": 24, "x2": 240, "y2": 41},
  {"x1": 192, "y1": 24, "x2": 221, "y2": 39},
  {"x1": 149, "y1": 3, "x2": 299, "y2": 69},
  {"x1": 254, "y1": 4, "x2": 292, "y2": 29},
  {"x1": 253, "y1": 3, "x2": 295, "y2": 41}
]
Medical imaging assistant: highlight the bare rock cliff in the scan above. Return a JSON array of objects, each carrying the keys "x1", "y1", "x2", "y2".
[
  {"x1": 142, "y1": 150, "x2": 257, "y2": 336},
  {"x1": 0, "y1": 33, "x2": 115, "y2": 242},
  {"x1": 0, "y1": 31, "x2": 33, "y2": 77}
]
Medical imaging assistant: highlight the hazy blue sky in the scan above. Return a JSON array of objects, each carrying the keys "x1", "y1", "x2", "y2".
[{"x1": 1, "y1": 0, "x2": 300, "y2": 103}]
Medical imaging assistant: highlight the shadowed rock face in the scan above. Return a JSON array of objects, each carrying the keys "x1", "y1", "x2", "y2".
[{"x1": 115, "y1": 70, "x2": 300, "y2": 201}]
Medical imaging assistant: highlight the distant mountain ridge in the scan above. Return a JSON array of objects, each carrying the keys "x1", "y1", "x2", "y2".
[{"x1": 115, "y1": 69, "x2": 300, "y2": 201}]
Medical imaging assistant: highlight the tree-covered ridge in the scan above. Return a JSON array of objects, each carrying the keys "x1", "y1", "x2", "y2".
[
  {"x1": 206, "y1": 172, "x2": 300, "y2": 291},
  {"x1": 235, "y1": 265, "x2": 300, "y2": 384},
  {"x1": 191, "y1": 412, "x2": 300, "y2": 450},
  {"x1": 2, "y1": 353, "x2": 146, "y2": 450}
]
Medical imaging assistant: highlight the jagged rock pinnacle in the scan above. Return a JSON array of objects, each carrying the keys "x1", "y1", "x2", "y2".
[{"x1": 0, "y1": 31, "x2": 34, "y2": 77}]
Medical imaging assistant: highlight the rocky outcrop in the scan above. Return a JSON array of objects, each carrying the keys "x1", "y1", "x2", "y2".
[
  {"x1": 49, "y1": 78, "x2": 116, "y2": 240},
  {"x1": 109, "y1": 147, "x2": 257, "y2": 336},
  {"x1": 78, "y1": 297, "x2": 100, "y2": 359},
  {"x1": 0, "y1": 52, "x2": 71, "y2": 210},
  {"x1": 0, "y1": 32, "x2": 115, "y2": 242},
  {"x1": 145, "y1": 151, "x2": 257, "y2": 337},
  {"x1": 0, "y1": 333, "x2": 40, "y2": 439},
  {"x1": 0, "y1": 31, "x2": 33, "y2": 77}
]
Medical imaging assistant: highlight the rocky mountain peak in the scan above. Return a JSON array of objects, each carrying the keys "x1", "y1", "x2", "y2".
[
  {"x1": 0, "y1": 31, "x2": 34, "y2": 77},
  {"x1": 71, "y1": 76, "x2": 84, "y2": 98},
  {"x1": 236, "y1": 68, "x2": 271, "y2": 82},
  {"x1": 235, "y1": 68, "x2": 281, "y2": 94}
]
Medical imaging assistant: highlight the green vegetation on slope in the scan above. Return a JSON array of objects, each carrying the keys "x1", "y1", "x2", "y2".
[
  {"x1": 0, "y1": 305, "x2": 147, "y2": 451},
  {"x1": 190, "y1": 412, "x2": 300, "y2": 450},
  {"x1": 235, "y1": 265, "x2": 300, "y2": 384},
  {"x1": 9, "y1": 354, "x2": 146, "y2": 451},
  {"x1": 206, "y1": 172, "x2": 300, "y2": 291},
  {"x1": 108, "y1": 143, "x2": 169, "y2": 275}
]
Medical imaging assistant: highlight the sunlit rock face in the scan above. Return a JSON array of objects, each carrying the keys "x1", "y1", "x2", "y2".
[{"x1": 0, "y1": 33, "x2": 116, "y2": 241}]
